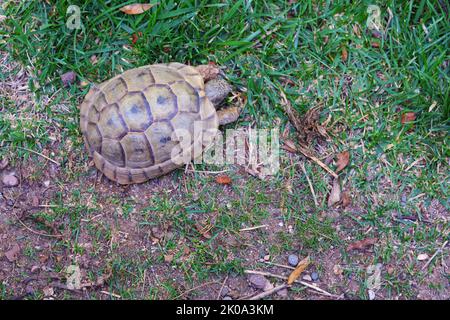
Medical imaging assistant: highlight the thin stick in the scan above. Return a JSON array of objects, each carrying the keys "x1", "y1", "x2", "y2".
[
  {"x1": 216, "y1": 275, "x2": 229, "y2": 300},
  {"x1": 422, "y1": 240, "x2": 448, "y2": 271},
  {"x1": 173, "y1": 281, "x2": 221, "y2": 299},
  {"x1": 186, "y1": 169, "x2": 230, "y2": 174},
  {"x1": 17, "y1": 146, "x2": 60, "y2": 166},
  {"x1": 297, "y1": 145, "x2": 338, "y2": 179},
  {"x1": 240, "y1": 225, "x2": 268, "y2": 232},
  {"x1": 262, "y1": 261, "x2": 295, "y2": 270},
  {"x1": 300, "y1": 162, "x2": 319, "y2": 206},
  {"x1": 12, "y1": 212, "x2": 63, "y2": 238},
  {"x1": 100, "y1": 291, "x2": 122, "y2": 299},
  {"x1": 248, "y1": 284, "x2": 288, "y2": 300},
  {"x1": 244, "y1": 270, "x2": 339, "y2": 298}
]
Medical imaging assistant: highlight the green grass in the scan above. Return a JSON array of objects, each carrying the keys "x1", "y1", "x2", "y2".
[{"x1": 0, "y1": 0, "x2": 449, "y2": 300}]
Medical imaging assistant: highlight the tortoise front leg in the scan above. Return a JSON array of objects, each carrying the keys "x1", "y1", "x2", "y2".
[{"x1": 216, "y1": 106, "x2": 241, "y2": 125}]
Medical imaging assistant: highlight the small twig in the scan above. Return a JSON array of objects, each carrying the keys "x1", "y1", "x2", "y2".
[
  {"x1": 262, "y1": 261, "x2": 295, "y2": 270},
  {"x1": 17, "y1": 146, "x2": 60, "y2": 166},
  {"x1": 297, "y1": 145, "x2": 338, "y2": 179},
  {"x1": 100, "y1": 291, "x2": 122, "y2": 299},
  {"x1": 248, "y1": 284, "x2": 288, "y2": 300},
  {"x1": 186, "y1": 169, "x2": 230, "y2": 174},
  {"x1": 12, "y1": 212, "x2": 63, "y2": 238},
  {"x1": 299, "y1": 162, "x2": 319, "y2": 206},
  {"x1": 244, "y1": 270, "x2": 339, "y2": 298},
  {"x1": 239, "y1": 225, "x2": 268, "y2": 232},
  {"x1": 173, "y1": 281, "x2": 221, "y2": 299},
  {"x1": 216, "y1": 275, "x2": 229, "y2": 300},
  {"x1": 422, "y1": 240, "x2": 448, "y2": 271}
]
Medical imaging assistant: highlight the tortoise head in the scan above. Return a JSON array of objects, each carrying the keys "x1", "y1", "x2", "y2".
[{"x1": 204, "y1": 78, "x2": 232, "y2": 107}]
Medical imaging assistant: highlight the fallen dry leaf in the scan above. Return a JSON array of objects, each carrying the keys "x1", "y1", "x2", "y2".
[
  {"x1": 119, "y1": 3, "x2": 156, "y2": 15},
  {"x1": 341, "y1": 47, "x2": 348, "y2": 62},
  {"x1": 371, "y1": 41, "x2": 380, "y2": 48},
  {"x1": 401, "y1": 112, "x2": 416, "y2": 125},
  {"x1": 164, "y1": 254, "x2": 174, "y2": 263},
  {"x1": 195, "y1": 222, "x2": 212, "y2": 239},
  {"x1": 335, "y1": 151, "x2": 350, "y2": 173},
  {"x1": 216, "y1": 175, "x2": 231, "y2": 185},
  {"x1": 347, "y1": 238, "x2": 377, "y2": 251},
  {"x1": 131, "y1": 31, "x2": 143, "y2": 45},
  {"x1": 328, "y1": 178, "x2": 341, "y2": 207},
  {"x1": 287, "y1": 256, "x2": 310, "y2": 285},
  {"x1": 352, "y1": 24, "x2": 361, "y2": 37},
  {"x1": 342, "y1": 191, "x2": 351, "y2": 208},
  {"x1": 5, "y1": 244, "x2": 20, "y2": 262}
]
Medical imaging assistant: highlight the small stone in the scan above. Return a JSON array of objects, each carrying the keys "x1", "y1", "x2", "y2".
[
  {"x1": 0, "y1": 158, "x2": 8, "y2": 170},
  {"x1": 311, "y1": 272, "x2": 319, "y2": 281},
  {"x1": 61, "y1": 71, "x2": 77, "y2": 87},
  {"x1": 248, "y1": 274, "x2": 268, "y2": 290},
  {"x1": 302, "y1": 274, "x2": 312, "y2": 281},
  {"x1": 43, "y1": 180, "x2": 50, "y2": 187},
  {"x1": 333, "y1": 264, "x2": 343, "y2": 275},
  {"x1": 5, "y1": 243, "x2": 20, "y2": 262},
  {"x1": 417, "y1": 253, "x2": 429, "y2": 261},
  {"x1": 263, "y1": 254, "x2": 270, "y2": 261},
  {"x1": 368, "y1": 289, "x2": 376, "y2": 300},
  {"x1": 220, "y1": 287, "x2": 230, "y2": 297},
  {"x1": 288, "y1": 254, "x2": 299, "y2": 267},
  {"x1": 276, "y1": 288, "x2": 288, "y2": 298},
  {"x1": 223, "y1": 296, "x2": 232, "y2": 300},
  {"x1": 2, "y1": 173, "x2": 18, "y2": 187}
]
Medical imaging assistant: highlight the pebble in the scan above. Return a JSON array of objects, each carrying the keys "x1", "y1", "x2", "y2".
[
  {"x1": 248, "y1": 274, "x2": 268, "y2": 290},
  {"x1": 288, "y1": 254, "x2": 299, "y2": 267},
  {"x1": 223, "y1": 296, "x2": 232, "y2": 300},
  {"x1": 2, "y1": 173, "x2": 18, "y2": 187},
  {"x1": 302, "y1": 274, "x2": 312, "y2": 281},
  {"x1": 220, "y1": 287, "x2": 230, "y2": 297},
  {"x1": 276, "y1": 288, "x2": 288, "y2": 298},
  {"x1": 311, "y1": 272, "x2": 319, "y2": 281},
  {"x1": 368, "y1": 289, "x2": 376, "y2": 300}
]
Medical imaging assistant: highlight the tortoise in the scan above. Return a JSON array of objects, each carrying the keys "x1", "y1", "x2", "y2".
[{"x1": 79, "y1": 63, "x2": 240, "y2": 184}]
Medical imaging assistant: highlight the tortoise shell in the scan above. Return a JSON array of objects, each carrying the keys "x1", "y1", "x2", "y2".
[{"x1": 80, "y1": 63, "x2": 219, "y2": 184}]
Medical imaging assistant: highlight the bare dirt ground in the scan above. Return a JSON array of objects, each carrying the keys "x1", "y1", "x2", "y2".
[{"x1": 1, "y1": 50, "x2": 449, "y2": 300}]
